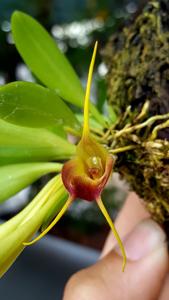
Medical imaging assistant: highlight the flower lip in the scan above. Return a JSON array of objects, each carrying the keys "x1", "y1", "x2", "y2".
[{"x1": 61, "y1": 147, "x2": 114, "y2": 201}]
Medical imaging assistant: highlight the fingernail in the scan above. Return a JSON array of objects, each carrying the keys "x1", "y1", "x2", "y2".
[{"x1": 115, "y1": 219, "x2": 166, "y2": 261}]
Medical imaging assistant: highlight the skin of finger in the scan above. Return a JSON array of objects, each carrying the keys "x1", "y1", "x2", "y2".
[
  {"x1": 101, "y1": 192, "x2": 169, "y2": 300},
  {"x1": 101, "y1": 192, "x2": 150, "y2": 257},
  {"x1": 159, "y1": 273, "x2": 169, "y2": 300},
  {"x1": 63, "y1": 244, "x2": 168, "y2": 300}
]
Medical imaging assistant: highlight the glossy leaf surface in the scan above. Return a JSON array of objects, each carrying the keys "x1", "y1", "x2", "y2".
[
  {"x1": 11, "y1": 11, "x2": 105, "y2": 125},
  {"x1": 11, "y1": 11, "x2": 84, "y2": 107},
  {"x1": 0, "y1": 81, "x2": 79, "y2": 129}
]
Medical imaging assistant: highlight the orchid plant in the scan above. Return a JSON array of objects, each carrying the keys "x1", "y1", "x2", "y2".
[{"x1": 0, "y1": 11, "x2": 126, "y2": 277}]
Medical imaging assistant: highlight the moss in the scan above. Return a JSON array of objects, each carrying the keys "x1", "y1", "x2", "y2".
[{"x1": 103, "y1": 0, "x2": 169, "y2": 238}]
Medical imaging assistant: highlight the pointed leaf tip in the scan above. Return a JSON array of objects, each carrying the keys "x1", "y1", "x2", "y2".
[
  {"x1": 11, "y1": 11, "x2": 84, "y2": 107},
  {"x1": 11, "y1": 11, "x2": 106, "y2": 125}
]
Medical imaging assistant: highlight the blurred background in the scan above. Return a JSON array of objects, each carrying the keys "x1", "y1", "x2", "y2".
[{"x1": 0, "y1": 0, "x2": 142, "y2": 299}]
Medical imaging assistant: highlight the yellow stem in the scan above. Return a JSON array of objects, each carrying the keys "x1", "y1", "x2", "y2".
[
  {"x1": 23, "y1": 196, "x2": 73, "y2": 246},
  {"x1": 97, "y1": 197, "x2": 126, "y2": 272},
  {"x1": 82, "y1": 41, "x2": 98, "y2": 139}
]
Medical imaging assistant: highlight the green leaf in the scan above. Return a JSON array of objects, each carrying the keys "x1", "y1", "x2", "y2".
[
  {"x1": 0, "y1": 175, "x2": 67, "y2": 277},
  {"x1": 0, "y1": 119, "x2": 75, "y2": 165},
  {"x1": 11, "y1": 11, "x2": 84, "y2": 107},
  {"x1": 48, "y1": 125, "x2": 67, "y2": 139},
  {"x1": 41, "y1": 192, "x2": 67, "y2": 231},
  {"x1": 0, "y1": 162, "x2": 62, "y2": 204},
  {"x1": 11, "y1": 11, "x2": 105, "y2": 126},
  {"x1": 0, "y1": 81, "x2": 79, "y2": 130},
  {"x1": 107, "y1": 104, "x2": 117, "y2": 123}
]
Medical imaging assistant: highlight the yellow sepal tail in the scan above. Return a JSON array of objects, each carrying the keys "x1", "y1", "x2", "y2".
[
  {"x1": 23, "y1": 196, "x2": 73, "y2": 246},
  {"x1": 97, "y1": 197, "x2": 126, "y2": 272},
  {"x1": 82, "y1": 41, "x2": 98, "y2": 139}
]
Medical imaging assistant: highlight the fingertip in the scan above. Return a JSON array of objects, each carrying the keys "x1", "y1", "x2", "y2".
[{"x1": 63, "y1": 268, "x2": 108, "y2": 300}]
